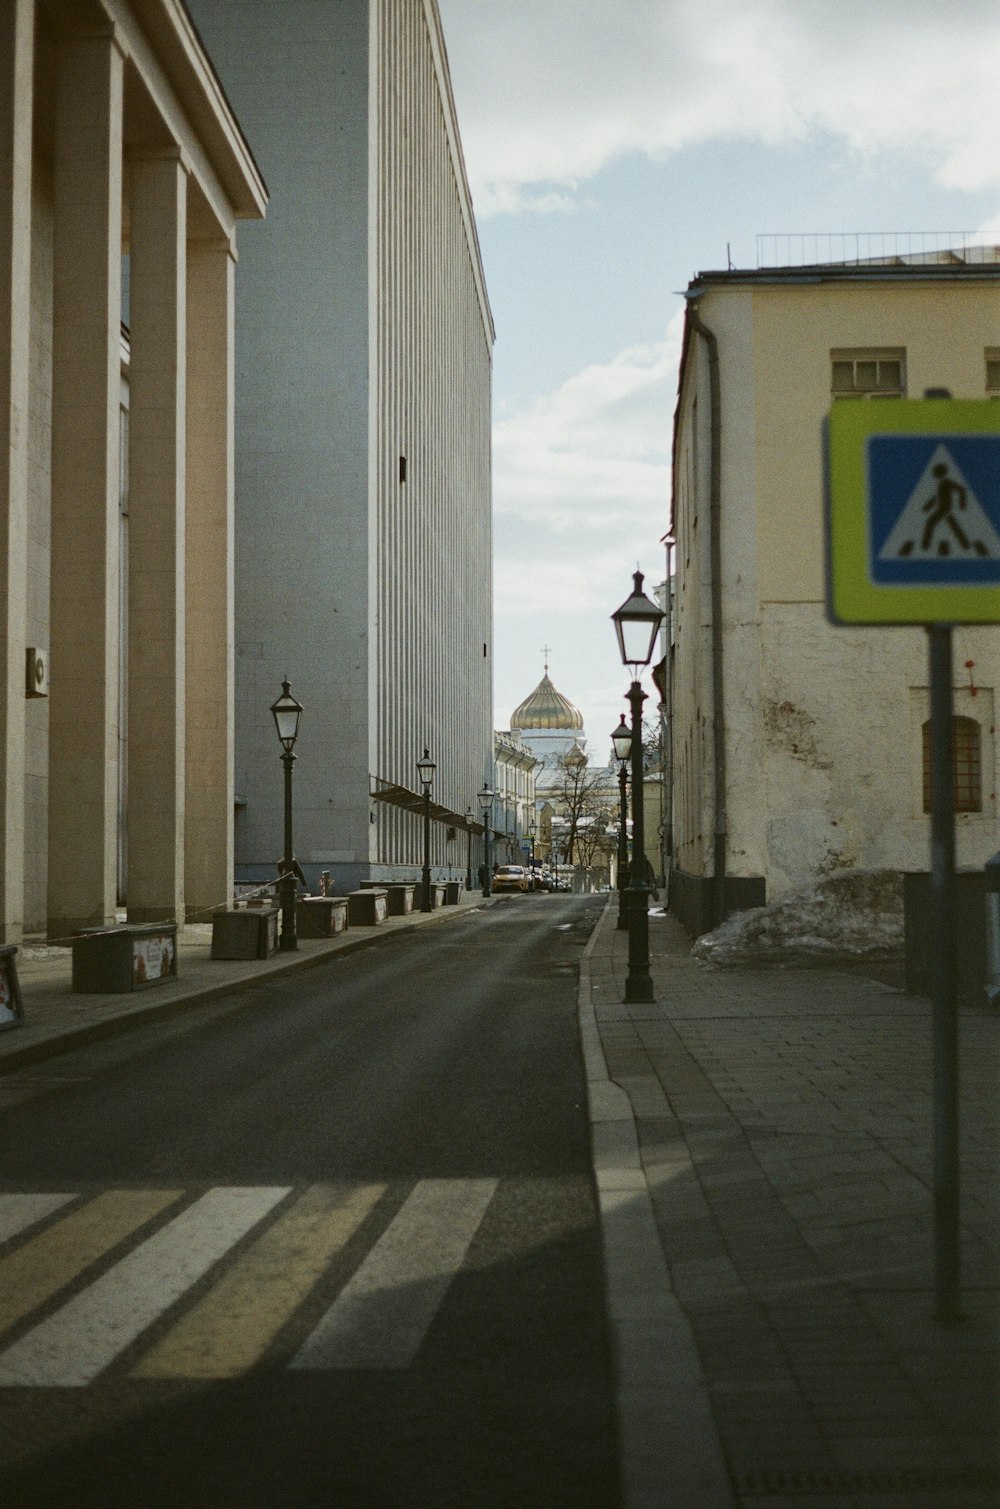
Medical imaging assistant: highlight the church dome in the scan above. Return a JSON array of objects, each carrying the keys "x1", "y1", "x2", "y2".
[{"x1": 511, "y1": 669, "x2": 584, "y2": 732}]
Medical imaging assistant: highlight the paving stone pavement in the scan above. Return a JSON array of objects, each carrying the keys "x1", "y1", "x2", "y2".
[{"x1": 585, "y1": 901, "x2": 1000, "y2": 1509}]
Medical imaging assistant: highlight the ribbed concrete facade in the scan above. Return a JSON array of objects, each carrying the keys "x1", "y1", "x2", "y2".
[{"x1": 189, "y1": 0, "x2": 494, "y2": 891}]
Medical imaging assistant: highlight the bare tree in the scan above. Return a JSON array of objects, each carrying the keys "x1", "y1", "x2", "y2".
[{"x1": 551, "y1": 752, "x2": 614, "y2": 868}]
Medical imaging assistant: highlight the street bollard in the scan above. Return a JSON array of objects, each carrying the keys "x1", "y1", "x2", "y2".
[{"x1": 985, "y1": 851, "x2": 1000, "y2": 1008}]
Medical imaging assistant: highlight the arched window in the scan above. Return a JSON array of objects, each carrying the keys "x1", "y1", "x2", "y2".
[{"x1": 922, "y1": 716, "x2": 982, "y2": 814}]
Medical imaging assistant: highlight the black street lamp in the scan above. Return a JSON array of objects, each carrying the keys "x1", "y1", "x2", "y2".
[
  {"x1": 478, "y1": 782, "x2": 494, "y2": 897},
  {"x1": 270, "y1": 678, "x2": 304, "y2": 952},
  {"x1": 611, "y1": 713, "x2": 632, "y2": 932},
  {"x1": 464, "y1": 807, "x2": 475, "y2": 890},
  {"x1": 611, "y1": 570, "x2": 664, "y2": 1002},
  {"x1": 417, "y1": 747, "x2": 436, "y2": 912}
]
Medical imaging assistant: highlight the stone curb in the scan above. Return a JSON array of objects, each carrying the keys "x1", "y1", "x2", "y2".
[{"x1": 580, "y1": 901, "x2": 735, "y2": 1509}]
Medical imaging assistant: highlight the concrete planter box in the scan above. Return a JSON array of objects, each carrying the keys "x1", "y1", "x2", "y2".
[
  {"x1": 0, "y1": 944, "x2": 23, "y2": 1030},
  {"x1": 360, "y1": 881, "x2": 415, "y2": 916},
  {"x1": 347, "y1": 889, "x2": 388, "y2": 926},
  {"x1": 297, "y1": 896, "x2": 348, "y2": 937},
  {"x1": 415, "y1": 882, "x2": 447, "y2": 909},
  {"x1": 211, "y1": 907, "x2": 279, "y2": 960},
  {"x1": 444, "y1": 881, "x2": 461, "y2": 905},
  {"x1": 72, "y1": 923, "x2": 178, "y2": 994}
]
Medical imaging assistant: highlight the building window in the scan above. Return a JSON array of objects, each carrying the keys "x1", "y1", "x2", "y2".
[
  {"x1": 986, "y1": 348, "x2": 1000, "y2": 397},
  {"x1": 831, "y1": 348, "x2": 905, "y2": 399},
  {"x1": 922, "y1": 716, "x2": 982, "y2": 813}
]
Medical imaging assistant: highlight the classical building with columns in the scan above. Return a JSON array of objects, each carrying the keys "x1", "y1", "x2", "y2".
[
  {"x1": 0, "y1": 0, "x2": 266, "y2": 943},
  {"x1": 188, "y1": 0, "x2": 494, "y2": 894}
]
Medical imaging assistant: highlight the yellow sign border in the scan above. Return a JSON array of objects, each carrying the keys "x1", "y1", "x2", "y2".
[{"x1": 825, "y1": 398, "x2": 1000, "y2": 624}]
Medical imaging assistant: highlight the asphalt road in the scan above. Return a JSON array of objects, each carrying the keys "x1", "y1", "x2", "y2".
[{"x1": 0, "y1": 891, "x2": 621, "y2": 1508}]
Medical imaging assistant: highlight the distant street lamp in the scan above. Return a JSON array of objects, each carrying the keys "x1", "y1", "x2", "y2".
[
  {"x1": 611, "y1": 570, "x2": 664, "y2": 1002},
  {"x1": 478, "y1": 783, "x2": 495, "y2": 897},
  {"x1": 270, "y1": 678, "x2": 304, "y2": 952},
  {"x1": 417, "y1": 747, "x2": 436, "y2": 912},
  {"x1": 611, "y1": 713, "x2": 632, "y2": 932},
  {"x1": 465, "y1": 806, "x2": 475, "y2": 890}
]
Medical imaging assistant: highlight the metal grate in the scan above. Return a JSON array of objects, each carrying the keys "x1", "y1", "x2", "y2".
[{"x1": 733, "y1": 1466, "x2": 1000, "y2": 1496}]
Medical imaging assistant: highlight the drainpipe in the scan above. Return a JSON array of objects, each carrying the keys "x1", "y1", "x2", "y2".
[{"x1": 687, "y1": 307, "x2": 727, "y2": 927}]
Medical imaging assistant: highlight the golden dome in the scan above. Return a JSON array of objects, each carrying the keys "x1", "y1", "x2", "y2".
[{"x1": 511, "y1": 670, "x2": 584, "y2": 731}]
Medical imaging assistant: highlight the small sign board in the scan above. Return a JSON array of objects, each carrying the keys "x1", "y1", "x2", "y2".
[{"x1": 825, "y1": 398, "x2": 1000, "y2": 624}]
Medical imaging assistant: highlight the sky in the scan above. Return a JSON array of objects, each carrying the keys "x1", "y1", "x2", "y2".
[{"x1": 435, "y1": 0, "x2": 1000, "y2": 761}]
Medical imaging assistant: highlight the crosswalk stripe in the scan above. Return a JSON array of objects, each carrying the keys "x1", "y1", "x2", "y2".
[
  {"x1": 0, "y1": 1189, "x2": 182, "y2": 1338},
  {"x1": 290, "y1": 1177, "x2": 496, "y2": 1370},
  {"x1": 0, "y1": 1193, "x2": 76, "y2": 1248},
  {"x1": 0, "y1": 1186, "x2": 290, "y2": 1387},
  {"x1": 132, "y1": 1182, "x2": 385, "y2": 1379}
]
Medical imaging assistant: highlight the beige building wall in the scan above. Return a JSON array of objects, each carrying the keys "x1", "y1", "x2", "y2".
[
  {"x1": 673, "y1": 260, "x2": 1000, "y2": 921},
  {"x1": 0, "y1": 0, "x2": 265, "y2": 945}
]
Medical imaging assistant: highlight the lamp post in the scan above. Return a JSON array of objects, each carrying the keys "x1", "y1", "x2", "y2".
[
  {"x1": 611, "y1": 713, "x2": 632, "y2": 931},
  {"x1": 465, "y1": 807, "x2": 475, "y2": 890},
  {"x1": 417, "y1": 748, "x2": 436, "y2": 912},
  {"x1": 478, "y1": 783, "x2": 494, "y2": 896},
  {"x1": 270, "y1": 678, "x2": 304, "y2": 952},
  {"x1": 611, "y1": 570, "x2": 664, "y2": 1002}
]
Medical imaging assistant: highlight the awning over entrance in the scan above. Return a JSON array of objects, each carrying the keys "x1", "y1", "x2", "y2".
[{"x1": 370, "y1": 778, "x2": 484, "y2": 834}]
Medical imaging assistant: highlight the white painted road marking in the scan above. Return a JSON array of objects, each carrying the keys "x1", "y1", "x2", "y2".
[
  {"x1": 0, "y1": 1186, "x2": 289, "y2": 1387},
  {"x1": 290, "y1": 1178, "x2": 496, "y2": 1370},
  {"x1": 133, "y1": 1182, "x2": 385, "y2": 1379},
  {"x1": 0, "y1": 1189, "x2": 181, "y2": 1337},
  {"x1": 0, "y1": 1193, "x2": 76, "y2": 1247}
]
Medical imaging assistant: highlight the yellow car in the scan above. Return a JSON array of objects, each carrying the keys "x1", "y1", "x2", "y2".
[{"x1": 493, "y1": 865, "x2": 529, "y2": 893}]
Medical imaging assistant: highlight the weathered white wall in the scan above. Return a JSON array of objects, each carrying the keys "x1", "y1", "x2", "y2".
[{"x1": 674, "y1": 271, "x2": 1000, "y2": 903}]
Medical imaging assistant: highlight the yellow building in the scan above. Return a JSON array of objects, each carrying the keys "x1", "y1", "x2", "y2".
[
  {"x1": 670, "y1": 246, "x2": 1000, "y2": 935},
  {"x1": 0, "y1": 0, "x2": 265, "y2": 943}
]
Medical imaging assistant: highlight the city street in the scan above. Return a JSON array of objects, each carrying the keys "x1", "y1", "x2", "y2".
[{"x1": 0, "y1": 893, "x2": 621, "y2": 1509}]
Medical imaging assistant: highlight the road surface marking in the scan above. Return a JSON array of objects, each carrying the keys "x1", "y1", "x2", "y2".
[
  {"x1": 290, "y1": 1177, "x2": 496, "y2": 1370},
  {"x1": 0, "y1": 1186, "x2": 289, "y2": 1386},
  {"x1": 133, "y1": 1182, "x2": 385, "y2": 1379},
  {"x1": 0, "y1": 1193, "x2": 76, "y2": 1248},
  {"x1": 0, "y1": 1189, "x2": 181, "y2": 1338}
]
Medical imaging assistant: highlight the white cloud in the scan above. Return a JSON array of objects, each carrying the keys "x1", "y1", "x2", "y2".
[
  {"x1": 440, "y1": 0, "x2": 1000, "y2": 214},
  {"x1": 493, "y1": 312, "x2": 682, "y2": 534}
]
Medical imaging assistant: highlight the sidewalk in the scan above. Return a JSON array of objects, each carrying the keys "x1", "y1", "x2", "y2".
[
  {"x1": 583, "y1": 901, "x2": 1000, "y2": 1509},
  {"x1": 0, "y1": 892, "x2": 492, "y2": 1072}
]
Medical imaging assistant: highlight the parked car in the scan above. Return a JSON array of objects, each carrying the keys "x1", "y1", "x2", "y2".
[{"x1": 493, "y1": 864, "x2": 529, "y2": 893}]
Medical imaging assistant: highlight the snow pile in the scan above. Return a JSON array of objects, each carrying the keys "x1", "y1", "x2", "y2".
[{"x1": 691, "y1": 869, "x2": 903, "y2": 967}]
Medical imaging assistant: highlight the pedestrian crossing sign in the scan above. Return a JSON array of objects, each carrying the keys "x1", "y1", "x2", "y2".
[{"x1": 825, "y1": 398, "x2": 1000, "y2": 623}]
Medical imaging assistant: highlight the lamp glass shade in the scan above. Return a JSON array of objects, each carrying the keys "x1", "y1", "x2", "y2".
[
  {"x1": 478, "y1": 783, "x2": 494, "y2": 813},
  {"x1": 611, "y1": 716, "x2": 632, "y2": 763},
  {"x1": 611, "y1": 570, "x2": 664, "y2": 669},
  {"x1": 270, "y1": 680, "x2": 303, "y2": 752},
  {"x1": 416, "y1": 747, "x2": 436, "y2": 788}
]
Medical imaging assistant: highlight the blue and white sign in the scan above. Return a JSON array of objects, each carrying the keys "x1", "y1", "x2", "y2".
[{"x1": 867, "y1": 435, "x2": 1000, "y2": 586}]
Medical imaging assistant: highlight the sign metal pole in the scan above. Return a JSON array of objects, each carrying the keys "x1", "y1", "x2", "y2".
[{"x1": 927, "y1": 623, "x2": 961, "y2": 1321}]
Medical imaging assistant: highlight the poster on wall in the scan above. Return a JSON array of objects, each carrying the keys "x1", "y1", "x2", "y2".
[
  {"x1": 0, "y1": 948, "x2": 23, "y2": 1031},
  {"x1": 131, "y1": 932, "x2": 177, "y2": 988}
]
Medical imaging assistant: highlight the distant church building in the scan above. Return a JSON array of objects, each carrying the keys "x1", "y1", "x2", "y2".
[{"x1": 510, "y1": 663, "x2": 588, "y2": 797}]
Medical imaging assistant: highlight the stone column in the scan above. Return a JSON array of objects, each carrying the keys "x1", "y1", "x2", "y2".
[
  {"x1": 0, "y1": 0, "x2": 33, "y2": 945},
  {"x1": 47, "y1": 26, "x2": 124, "y2": 939},
  {"x1": 126, "y1": 148, "x2": 187, "y2": 924},
  {"x1": 184, "y1": 236, "x2": 235, "y2": 920}
]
